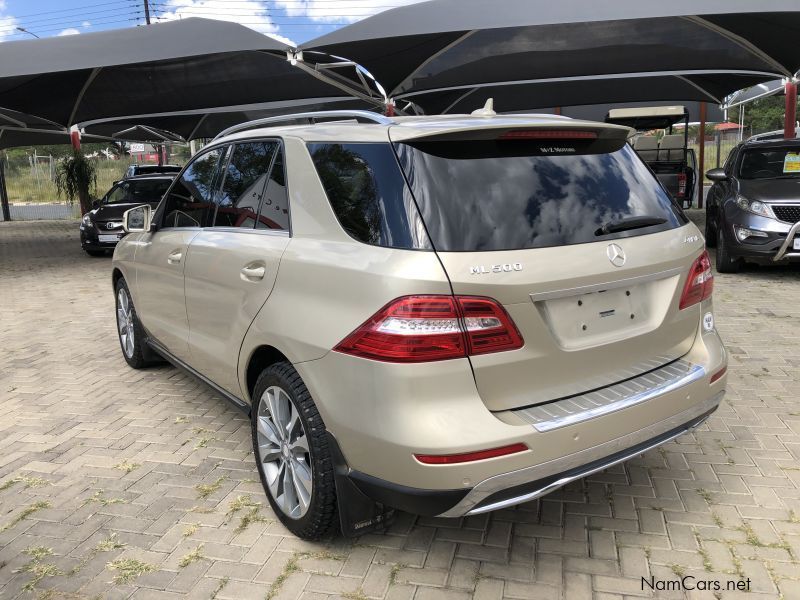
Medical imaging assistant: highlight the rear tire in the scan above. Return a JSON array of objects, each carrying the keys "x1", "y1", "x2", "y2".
[
  {"x1": 115, "y1": 278, "x2": 153, "y2": 368},
  {"x1": 715, "y1": 227, "x2": 740, "y2": 273},
  {"x1": 251, "y1": 362, "x2": 338, "y2": 540}
]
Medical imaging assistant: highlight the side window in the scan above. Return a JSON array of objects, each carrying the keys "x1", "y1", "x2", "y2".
[
  {"x1": 213, "y1": 141, "x2": 278, "y2": 228},
  {"x1": 308, "y1": 143, "x2": 430, "y2": 249},
  {"x1": 255, "y1": 146, "x2": 290, "y2": 231},
  {"x1": 162, "y1": 147, "x2": 224, "y2": 228}
]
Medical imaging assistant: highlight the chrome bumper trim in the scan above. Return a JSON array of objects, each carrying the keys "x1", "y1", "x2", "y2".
[
  {"x1": 438, "y1": 391, "x2": 723, "y2": 518},
  {"x1": 773, "y1": 221, "x2": 800, "y2": 262},
  {"x1": 529, "y1": 266, "x2": 683, "y2": 302},
  {"x1": 513, "y1": 360, "x2": 704, "y2": 432}
]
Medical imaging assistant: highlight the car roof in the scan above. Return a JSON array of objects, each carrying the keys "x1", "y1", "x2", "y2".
[
  {"x1": 742, "y1": 137, "x2": 800, "y2": 149},
  {"x1": 212, "y1": 113, "x2": 632, "y2": 146}
]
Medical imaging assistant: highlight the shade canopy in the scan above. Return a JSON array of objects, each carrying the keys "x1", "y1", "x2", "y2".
[
  {"x1": 305, "y1": 0, "x2": 800, "y2": 110},
  {"x1": 0, "y1": 127, "x2": 111, "y2": 150},
  {"x1": 80, "y1": 97, "x2": 369, "y2": 141},
  {"x1": 726, "y1": 79, "x2": 793, "y2": 107},
  {"x1": 0, "y1": 18, "x2": 342, "y2": 127}
]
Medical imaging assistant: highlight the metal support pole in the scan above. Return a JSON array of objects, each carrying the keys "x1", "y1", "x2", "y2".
[
  {"x1": 143, "y1": 0, "x2": 151, "y2": 24},
  {"x1": 698, "y1": 102, "x2": 707, "y2": 210},
  {"x1": 0, "y1": 155, "x2": 11, "y2": 222},
  {"x1": 784, "y1": 80, "x2": 797, "y2": 139}
]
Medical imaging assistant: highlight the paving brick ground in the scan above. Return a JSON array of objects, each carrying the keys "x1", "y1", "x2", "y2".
[{"x1": 1, "y1": 215, "x2": 799, "y2": 600}]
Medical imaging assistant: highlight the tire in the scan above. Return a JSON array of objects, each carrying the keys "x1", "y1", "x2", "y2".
[
  {"x1": 704, "y1": 213, "x2": 717, "y2": 248},
  {"x1": 115, "y1": 278, "x2": 153, "y2": 368},
  {"x1": 251, "y1": 362, "x2": 338, "y2": 540},
  {"x1": 715, "y1": 227, "x2": 741, "y2": 274},
  {"x1": 84, "y1": 248, "x2": 106, "y2": 257}
]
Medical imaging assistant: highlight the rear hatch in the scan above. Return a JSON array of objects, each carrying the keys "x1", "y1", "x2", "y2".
[{"x1": 390, "y1": 119, "x2": 702, "y2": 411}]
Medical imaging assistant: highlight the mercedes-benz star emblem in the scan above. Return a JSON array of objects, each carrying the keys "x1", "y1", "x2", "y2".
[{"x1": 606, "y1": 243, "x2": 626, "y2": 267}]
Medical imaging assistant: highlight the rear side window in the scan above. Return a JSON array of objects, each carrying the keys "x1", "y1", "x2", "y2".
[
  {"x1": 255, "y1": 148, "x2": 290, "y2": 231},
  {"x1": 394, "y1": 140, "x2": 685, "y2": 252},
  {"x1": 214, "y1": 141, "x2": 278, "y2": 228},
  {"x1": 308, "y1": 143, "x2": 431, "y2": 249}
]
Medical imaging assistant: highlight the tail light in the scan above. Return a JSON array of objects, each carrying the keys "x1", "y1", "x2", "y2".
[
  {"x1": 334, "y1": 295, "x2": 523, "y2": 363},
  {"x1": 677, "y1": 173, "x2": 687, "y2": 198},
  {"x1": 679, "y1": 250, "x2": 714, "y2": 309}
]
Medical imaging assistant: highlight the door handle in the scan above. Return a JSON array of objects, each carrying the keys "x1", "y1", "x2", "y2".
[
  {"x1": 167, "y1": 249, "x2": 183, "y2": 264},
  {"x1": 240, "y1": 264, "x2": 266, "y2": 281}
]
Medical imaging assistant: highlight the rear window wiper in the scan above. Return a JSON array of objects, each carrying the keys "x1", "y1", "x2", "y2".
[{"x1": 595, "y1": 216, "x2": 667, "y2": 236}]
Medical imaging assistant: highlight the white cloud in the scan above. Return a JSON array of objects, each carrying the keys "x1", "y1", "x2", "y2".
[
  {"x1": 58, "y1": 28, "x2": 81, "y2": 36},
  {"x1": 156, "y1": 0, "x2": 295, "y2": 46},
  {"x1": 274, "y1": 0, "x2": 428, "y2": 24},
  {"x1": 0, "y1": 0, "x2": 19, "y2": 42},
  {"x1": 81, "y1": 21, "x2": 91, "y2": 29}
]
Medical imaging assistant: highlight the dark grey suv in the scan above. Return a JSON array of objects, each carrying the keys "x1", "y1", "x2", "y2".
[{"x1": 705, "y1": 138, "x2": 800, "y2": 273}]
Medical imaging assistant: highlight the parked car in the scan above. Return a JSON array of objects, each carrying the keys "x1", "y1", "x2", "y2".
[
  {"x1": 705, "y1": 137, "x2": 800, "y2": 273},
  {"x1": 124, "y1": 164, "x2": 182, "y2": 178},
  {"x1": 606, "y1": 106, "x2": 697, "y2": 208},
  {"x1": 112, "y1": 110, "x2": 727, "y2": 539},
  {"x1": 80, "y1": 174, "x2": 175, "y2": 256}
]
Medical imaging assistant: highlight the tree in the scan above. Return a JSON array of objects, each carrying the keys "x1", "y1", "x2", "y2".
[
  {"x1": 54, "y1": 150, "x2": 97, "y2": 215},
  {"x1": 727, "y1": 95, "x2": 788, "y2": 134}
]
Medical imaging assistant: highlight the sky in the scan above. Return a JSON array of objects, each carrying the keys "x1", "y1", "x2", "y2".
[{"x1": 0, "y1": 0, "x2": 428, "y2": 46}]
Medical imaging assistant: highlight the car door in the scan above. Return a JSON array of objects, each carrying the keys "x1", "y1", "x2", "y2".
[
  {"x1": 710, "y1": 145, "x2": 739, "y2": 225},
  {"x1": 183, "y1": 140, "x2": 291, "y2": 396},
  {"x1": 133, "y1": 146, "x2": 226, "y2": 362}
]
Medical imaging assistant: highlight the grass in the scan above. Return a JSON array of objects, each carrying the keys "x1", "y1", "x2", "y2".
[
  {"x1": 211, "y1": 576, "x2": 230, "y2": 599},
  {"x1": 175, "y1": 416, "x2": 189, "y2": 424},
  {"x1": 23, "y1": 547, "x2": 54, "y2": 561},
  {"x1": 389, "y1": 562, "x2": 407, "y2": 586},
  {"x1": 226, "y1": 495, "x2": 270, "y2": 533},
  {"x1": 107, "y1": 558, "x2": 156, "y2": 584},
  {"x1": 195, "y1": 476, "x2": 226, "y2": 500},
  {"x1": 183, "y1": 523, "x2": 199, "y2": 537},
  {"x1": 342, "y1": 590, "x2": 368, "y2": 600},
  {"x1": 265, "y1": 551, "x2": 345, "y2": 600},
  {"x1": 669, "y1": 563, "x2": 686, "y2": 578},
  {"x1": 81, "y1": 490, "x2": 126, "y2": 507},
  {"x1": 0, "y1": 475, "x2": 51, "y2": 491},
  {"x1": 179, "y1": 545, "x2": 205, "y2": 568},
  {"x1": 0, "y1": 500, "x2": 50, "y2": 532},
  {"x1": 68, "y1": 534, "x2": 125, "y2": 576},
  {"x1": 4, "y1": 158, "x2": 131, "y2": 204},
  {"x1": 697, "y1": 488, "x2": 714, "y2": 504},
  {"x1": 113, "y1": 461, "x2": 140, "y2": 474}
]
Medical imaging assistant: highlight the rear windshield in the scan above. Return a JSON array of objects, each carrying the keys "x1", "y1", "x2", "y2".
[
  {"x1": 739, "y1": 147, "x2": 800, "y2": 180},
  {"x1": 395, "y1": 140, "x2": 684, "y2": 252}
]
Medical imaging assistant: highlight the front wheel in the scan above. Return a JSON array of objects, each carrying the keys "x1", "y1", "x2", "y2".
[
  {"x1": 251, "y1": 362, "x2": 338, "y2": 540},
  {"x1": 115, "y1": 279, "x2": 153, "y2": 368},
  {"x1": 715, "y1": 227, "x2": 741, "y2": 273}
]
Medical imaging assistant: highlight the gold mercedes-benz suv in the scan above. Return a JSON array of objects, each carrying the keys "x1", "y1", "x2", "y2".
[{"x1": 112, "y1": 110, "x2": 727, "y2": 539}]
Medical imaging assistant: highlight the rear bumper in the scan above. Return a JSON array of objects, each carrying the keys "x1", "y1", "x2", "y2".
[{"x1": 438, "y1": 391, "x2": 721, "y2": 517}]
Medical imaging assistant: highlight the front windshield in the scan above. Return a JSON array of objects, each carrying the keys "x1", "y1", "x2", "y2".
[
  {"x1": 739, "y1": 147, "x2": 800, "y2": 180},
  {"x1": 105, "y1": 179, "x2": 172, "y2": 204}
]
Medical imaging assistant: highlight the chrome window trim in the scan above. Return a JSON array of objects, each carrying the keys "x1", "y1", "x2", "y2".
[
  {"x1": 513, "y1": 360, "x2": 705, "y2": 432},
  {"x1": 529, "y1": 266, "x2": 684, "y2": 302}
]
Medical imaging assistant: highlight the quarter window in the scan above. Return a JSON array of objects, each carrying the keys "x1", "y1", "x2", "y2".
[
  {"x1": 213, "y1": 141, "x2": 279, "y2": 228},
  {"x1": 162, "y1": 147, "x2": 224, "y2": 228}
]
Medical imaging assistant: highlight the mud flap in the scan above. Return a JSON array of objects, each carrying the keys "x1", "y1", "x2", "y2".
[{"x1": 326, "y1": 433, "x2": 395, "y2": 537}]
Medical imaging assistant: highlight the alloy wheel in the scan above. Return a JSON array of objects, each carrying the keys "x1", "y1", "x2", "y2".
[
  {"x1": 255, "y1": 385, "x2": 313, "y2": 519},
  {"x1": 116, "y1": 288, "x2": 135, "y2": 358}
]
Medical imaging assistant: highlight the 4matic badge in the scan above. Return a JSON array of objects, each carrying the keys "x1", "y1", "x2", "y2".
[{"x1": 470, "y1": 263, "x2": 523, "y2": 275}]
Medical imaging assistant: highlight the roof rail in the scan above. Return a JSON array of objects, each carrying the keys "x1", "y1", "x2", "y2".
[{"x1": 214, "y1": 110, "x2": 392, "y2": 140}]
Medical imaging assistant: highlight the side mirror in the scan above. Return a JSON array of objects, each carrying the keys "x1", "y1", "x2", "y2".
[
  {"x1": 91, "y1": 199, "x2": 101, "y2": 209},
  {"x1": 706, "y1": 168, "x2": 728, "y2": 182},
  {"x1": 122, "y1": 204, "x2": 152, "y2": 233}
]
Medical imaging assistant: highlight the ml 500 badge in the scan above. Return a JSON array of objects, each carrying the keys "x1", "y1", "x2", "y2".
[{"x1": 470, "y1": 263, "x2": 523, "y2": 275}]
